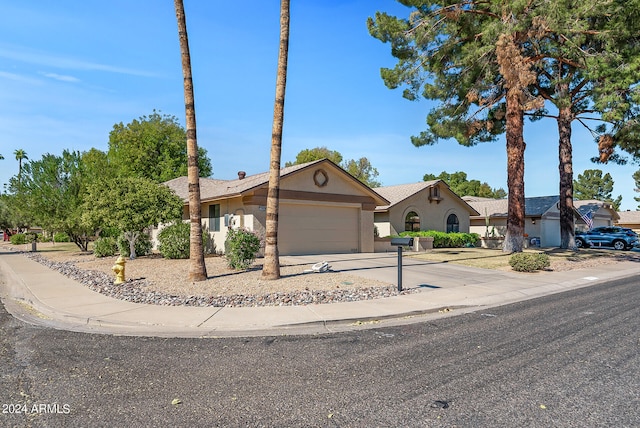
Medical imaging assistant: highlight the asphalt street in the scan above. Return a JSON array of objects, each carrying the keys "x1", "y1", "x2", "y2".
[{"x1": 1, "y1": 276, "x2": 639, "y2": 427}]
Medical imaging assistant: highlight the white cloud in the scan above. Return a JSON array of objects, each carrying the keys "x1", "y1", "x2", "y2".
[
  {"x1": 0, "y1": 43, "x2": 160, "y2": 78},
  {"x1": 0, "y1": 71, "x2": 42, "y2": 85},
  {"x1": 39, "y1": 72, "x2": 80, "y2": 83}
]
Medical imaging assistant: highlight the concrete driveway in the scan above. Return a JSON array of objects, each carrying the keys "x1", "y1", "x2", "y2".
[{"x1": 281, "y1": 252, "x2": 522, "y2": 291}]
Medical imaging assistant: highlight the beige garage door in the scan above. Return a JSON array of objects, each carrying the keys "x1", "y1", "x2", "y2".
[{"x1": 278, "y1": 203, "x2": 359, "y2": 255}]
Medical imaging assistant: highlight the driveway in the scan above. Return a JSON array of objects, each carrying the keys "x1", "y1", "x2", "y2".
[{"x1": 281, "y1": 252, "x2": 521, "y2": 290}]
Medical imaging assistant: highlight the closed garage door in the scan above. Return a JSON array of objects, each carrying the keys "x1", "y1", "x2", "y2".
[{"x1": 278, "y1": 203, "x2": 359, "y2": 255}]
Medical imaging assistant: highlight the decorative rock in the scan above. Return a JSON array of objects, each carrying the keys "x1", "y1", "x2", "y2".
[{"x1": 22, "y1": 252, "x2": 419, "y2": 308}]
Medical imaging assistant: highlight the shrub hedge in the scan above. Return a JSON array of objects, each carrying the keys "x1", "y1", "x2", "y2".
[
  {"x1": 509, "y1": 252, "x2": 550, "y2": 272},
  {"x1": 399, "y1": 230, "x2": 480, "y2": 248},
  {"x1": 10, "y1": 233, "x2": 27, "y2": 245},
  {"x1": 118, "y1": 233, "x2": 152, "y2": 258},
  {"x1": 225, "y1": 228, "x2": 261, "y2": 270},
  {"x1": 93, "y1": 237, "x2": 118, "y2": 258},
  {"x1": 53, "y1": 232, "x2": 70, "y2": 243},
  {"x1": 157, "y1": 222, "x2": 210, "y2": 259}
]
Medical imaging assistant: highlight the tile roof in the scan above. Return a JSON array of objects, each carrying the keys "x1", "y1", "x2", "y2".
[
  {"x1": 617, "y1": 210, "x2": 640, "y2": 224},
  {"x1": 164, "y1": 159, "x2": 388, "y2": 206},
  {"x1": 465, "y1": 195, "x2": 561, "y2": 217},
  {"x1": 372, "y1": 180, "x2": 440, "y2": 210},
  {"x1": 464, "y1": 195, "x2": 619, "y2": 219},
  {"x1": 164, "y1": 160, "x2": 324, "y2": 202},
  {"x1": 373, "y1": 181, "x2": 479, "y2": 214}
]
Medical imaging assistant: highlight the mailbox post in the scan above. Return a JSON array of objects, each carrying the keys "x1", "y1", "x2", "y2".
[{"x1": 390, "y1": 237, "x2": 413, "y2": 291}]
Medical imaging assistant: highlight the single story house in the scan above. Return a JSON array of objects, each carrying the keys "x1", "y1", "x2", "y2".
[
  {"x1": 162, "y1": 159, "x2": 389, "y2": 256},
  {"x1": 615, "y1": 210, "x2": 640, "y2": 232},
  {"x1": 464, "y1": 196, "x2": 619, "y2": 247},
  {"x1": 373, "y1": 181, "x2": 480, "y2": 237}
]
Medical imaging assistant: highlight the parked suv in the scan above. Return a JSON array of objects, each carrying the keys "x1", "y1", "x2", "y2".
[{"x1": 575, "y1": 226, "x2": 639, "y2": 250}]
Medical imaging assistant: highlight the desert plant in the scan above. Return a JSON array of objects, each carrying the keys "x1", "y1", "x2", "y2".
[
  {"x1": 53, "y1": 232, "x2": 70, "y2": 242},
  {"x1": 157, "y1": 222, "x2": 209, "y2": 260},
  {"x1": 509, "y1": 252, "x2": 550, "y2": 272},
  {"x1": 117, "y1": 232, "x2": 152, "y2": 258},
  {"x1": 10, "y1": 233, "x2": 27, "y2": 245},
  {"x1": 93, "y1": 237, "x2": 118, "y2": 258},
  {"x1": 225, "y1": 228, "x2": 261, "y2": 270},
  {"x1": 157, "y1": 222, "x2": 190, "y2": 259}
]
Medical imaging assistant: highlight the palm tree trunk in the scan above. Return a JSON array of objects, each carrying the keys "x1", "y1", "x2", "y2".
[
  {"x1": 262, "y1": 0, "x2": 290, "y2": 280},
  {"x1": 175, "y1": 0, "x2": 207, "y2": 281}
]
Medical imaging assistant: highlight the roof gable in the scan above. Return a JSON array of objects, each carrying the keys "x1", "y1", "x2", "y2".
[
  {"x1": 164, "y1": 159, "x2": 389, "y2": 206},
  {"x1": 374, "y1": 181, "x2": 480, "y2": 215}
]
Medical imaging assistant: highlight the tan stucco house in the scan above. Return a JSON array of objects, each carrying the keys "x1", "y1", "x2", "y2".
[
  {"x1": 464, "y1": 196, "x2": 619, "y2": 247},
  {"x1": 373, "y1": 181, "x2": 480, "y2": 237},
  {"x1": 162, "y1": 159, "x2": 389, "y2": 256}
]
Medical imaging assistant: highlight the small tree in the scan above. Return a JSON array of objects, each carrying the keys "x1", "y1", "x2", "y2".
[
  {"x1": 13, "y1": 150, "x2": 93, "y2": 250},
  {"x1": 83, "y1": 176, "x2": 183, "y2": 258},
  {"x1": 424, "y1": 171, "x2": 506, "y2": 198},
  {"x1": 107, "y1": 111, "x2": 212, "y2": 182},
  {"x1": 574, "y1": 169, "x2": 622, "y2": 210},
  {"x1": 284, "y1": 147, "x2": 342, "y2": 167}
]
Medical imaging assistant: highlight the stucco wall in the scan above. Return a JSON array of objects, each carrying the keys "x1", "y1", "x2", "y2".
[
  {"x1": 280, "y1": 165, "x2": 363, "y2": 195},
  {"x1": 383, "y1": 187, "x2": 472, "y2": 236},
  {"x1": 198, "y1": 197, "x2": 262, "y2": 254}
]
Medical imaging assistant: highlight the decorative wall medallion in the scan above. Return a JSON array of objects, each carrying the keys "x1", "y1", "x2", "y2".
[{"x1": 313, "y1": 169, "x2": 329, "y2": 187}]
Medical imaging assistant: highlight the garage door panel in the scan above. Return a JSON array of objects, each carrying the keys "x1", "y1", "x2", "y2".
[{"x1": 278, "y1": 203, "x2": 359, "y2": 255}]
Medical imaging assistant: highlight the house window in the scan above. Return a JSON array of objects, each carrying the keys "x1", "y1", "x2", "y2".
[
  {"x1": 209, "y1": 204, "x2": 220, "y2": 232},
  {"x1": 446, "y1": 214, "x2": 459, "y2": 233},
  {"x1": 405, "y1": 211, "x2": 420, "y2": 232}
]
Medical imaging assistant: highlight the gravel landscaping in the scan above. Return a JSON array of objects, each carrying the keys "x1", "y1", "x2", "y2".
[
  {"x1": 4, "y1": 242, "x2": 638, "y2": 308},
  {"x1": 8, "y1": 244, "x2": 417, "y2": 307}
]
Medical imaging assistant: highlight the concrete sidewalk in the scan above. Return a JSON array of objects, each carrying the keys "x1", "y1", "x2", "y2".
[{"x1": 1, "y1": 249, "x2": 638, "y2": 337}]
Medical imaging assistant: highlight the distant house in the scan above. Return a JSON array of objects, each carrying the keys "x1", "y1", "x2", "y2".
[
  {"x1": 161, "y1": 159, "x2": 388, "y2": 256},
  {"x1": 464, "y1": 196, "x2": 619, "y2": 247},
  {"x1": 373, "y1": 181, "x2": 480, "y2": 237},
  {"x1": 615, "y1": 210, "x2": 640, "y2": 233}
]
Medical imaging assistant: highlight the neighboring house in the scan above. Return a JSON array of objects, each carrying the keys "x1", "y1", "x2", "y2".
[
  {"x1": 464, "y1": 196, "x2": 619, "y2": 247},
  {"x1": 615, "y1": 210, "x2": 640, "y2": 233},
  {"x1": 161, "y1": 159, "x2": 389, "y2": 256},
  {"x1": 373, "y1": 181, "x2": 480, "y2": 237}
]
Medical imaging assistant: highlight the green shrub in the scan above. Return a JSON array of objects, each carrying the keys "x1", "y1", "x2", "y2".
[
  {"x1": 53, "y1": 232, "x2": 70, "y2": 243},
  {"x1": 10, "y1": 233, "x2": 27, "y2": 245},
  {"x1": 118, "y1": 233, "x2": 152, "y2": 258},
  {"x1": 93, "y1": 237, "x2": 118, "y2": 258},
  {"x1": 225, "y1": 228, "x2": 261, "y2": 270},
  {"x1": 157, "y1": 222, "x2": 211, "y2": 259},
  {"x1": 399, "y1": 230, "x2": 480, "y2": 248},
  {"x1": 158, "y1": 222, "x2": 190, "y2": 259},
  {"x1": 509, "y1": 252, "x2": 550, "y2": 272}
]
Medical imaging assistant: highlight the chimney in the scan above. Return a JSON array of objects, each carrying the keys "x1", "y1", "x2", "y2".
[{"x1": 238, "y1": 171, "x2": 246, "y2": 180}]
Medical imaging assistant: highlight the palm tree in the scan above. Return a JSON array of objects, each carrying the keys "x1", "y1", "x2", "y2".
[
  {"x1": 14, "y1": 149, "x2": 28, "y2": 175},
  {"x1": 262, "y1": 0, "x2": 290, "y2": 280},
  {"x1": 174, "y1": 0, "x2": 207, "y2": 281}
]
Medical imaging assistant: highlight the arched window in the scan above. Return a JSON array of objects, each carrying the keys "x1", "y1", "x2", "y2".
[
  {"x1": 446, "y1": 214, "x2": 459, "y2": 233},
  {"x1": 405, "y1": 211, "x2": 420, "y2": 232}
]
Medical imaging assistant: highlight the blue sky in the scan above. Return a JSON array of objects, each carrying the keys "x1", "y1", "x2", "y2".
[{"x1": 0, "y1": 0, "x2": 638, "y2": 210}]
